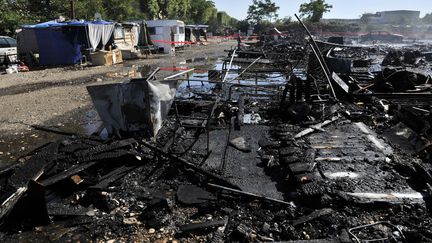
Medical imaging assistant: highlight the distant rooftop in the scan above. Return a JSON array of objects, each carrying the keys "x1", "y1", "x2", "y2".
[{"x1": 322, "y1": 10, "x2": 421, "y2": 25}]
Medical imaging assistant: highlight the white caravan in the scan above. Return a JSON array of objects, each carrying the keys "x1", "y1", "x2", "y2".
[{"x1": 146, "y1": 20, "x2": 185, "y2": 53}]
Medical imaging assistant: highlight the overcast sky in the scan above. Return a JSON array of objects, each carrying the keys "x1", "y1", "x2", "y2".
[{"x1": 213, "y1": 0, "x2": 432, "y2": 20}]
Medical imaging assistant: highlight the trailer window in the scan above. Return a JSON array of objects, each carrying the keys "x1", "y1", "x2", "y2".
[
  {"x1": 148, "y1": 27, "x2": 156, "y2": 35},
  {"x1": 179, "y1": 27, "x2": 185, "y2": 34}
]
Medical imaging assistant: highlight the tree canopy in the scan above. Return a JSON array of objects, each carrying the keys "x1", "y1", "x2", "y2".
[
  {"x1": 0, "y1": 0, "x2": 236, "y2": 36},
  {"x1": 247, "y1": 0, "x2": 279, "y2": 24},
  {"x1": 299, "y1": 0, "x2": 332, "y2": 22},
  {"x1": 422, "y1": 13, "x2": 432, "y2": 24}
]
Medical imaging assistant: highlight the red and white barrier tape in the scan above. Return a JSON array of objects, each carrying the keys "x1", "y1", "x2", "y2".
[{"x1": 152, "y1": 40, "x2": 194, "y2": 45}]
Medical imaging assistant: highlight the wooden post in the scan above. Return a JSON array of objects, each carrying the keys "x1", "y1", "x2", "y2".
[{"x1": 70, "y1": 0, "x2": 76, "y2": 19}]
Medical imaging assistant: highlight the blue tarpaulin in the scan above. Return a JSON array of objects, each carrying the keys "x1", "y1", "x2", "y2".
[
  {"x1": 22, "y1": 20, "x2": 114, "y2": 66},
  {"x1": 23, "y1": 20, "x2": 113, "y2": 28},
  {"x1": 33, "y1": 28, "x2": 82, "y2": 66}
]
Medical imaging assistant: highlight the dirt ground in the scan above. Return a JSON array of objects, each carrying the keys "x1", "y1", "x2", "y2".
[{"x1": 0, "y1": 40, "x2": 236, "y2": 166}]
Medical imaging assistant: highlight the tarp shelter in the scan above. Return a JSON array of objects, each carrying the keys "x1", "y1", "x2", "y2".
[
  {"x1": 137, "y1": 21, "x2": 153, "y2": 47},
  {"x1": 114, "y1": 22, "x2": 140, "y2": 48},
  {"x1": 185, "y1": 25, "x2": 208, "y2": 43},
  {"x1": 20, "y1": 20, "x2": 114, "y2": 66},
  {"x1": 16, "y1": 28, "x2": 39, "y2": 55},
  {"x1": 114, "y1": 21, "x2": 154, "y2": 59}
]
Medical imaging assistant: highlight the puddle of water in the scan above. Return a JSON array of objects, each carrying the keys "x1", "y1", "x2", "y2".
[
  {"x1": 105, "y1": 65, "x2": 152, "y2": 79},
  {"x1": 214, "y1": 62, "x2": 241, "y2": 71},
  {"x1": 58, "y1": 109, "x2": 109, "y2": 140},
  {"x1": 174, "y1": 58, "x2": 289, "y2": 100},
  {"x1": 185, "y1": 56, "x2": 219, "y2": 64},
  {"x1": 177, "y1": 82, "x2": 216, "y2": 99},
  {"x1": 0, "y1": 130, "x2": 63, "y2": 167}
]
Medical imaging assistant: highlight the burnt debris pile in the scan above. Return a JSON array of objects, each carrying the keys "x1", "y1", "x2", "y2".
[{"x1": 2, "y1": 22, "x2": 432, "y2": 242}]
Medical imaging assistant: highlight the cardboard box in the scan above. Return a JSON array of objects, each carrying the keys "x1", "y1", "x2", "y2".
[{"x1": 91, "y1": 49, "x2": 123, "y2": 66}]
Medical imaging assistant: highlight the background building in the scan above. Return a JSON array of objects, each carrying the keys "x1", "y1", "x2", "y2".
[{"x1": 361, "y1": 10, "x2": 420, "y2": 25}]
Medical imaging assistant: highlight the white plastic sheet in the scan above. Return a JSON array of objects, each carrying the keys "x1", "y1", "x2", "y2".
[
  {"x1": 101, "y1": 24, "x2": 115, "y2": 48},
  {"x1": 88, "y1": 24, "x2": 114, "y2": 51},
  {"x1": 147, "y1": 79, "x2": 179, "y2": 136},
  {"x1": 114, "y1": 26, "x2": 124, "y2": 39},
  {"x1": 131, "y1": 25, "x2": 139, "y2": 46},
  {"x1": 88, "y1": 24, "x2": 102, "y2": 51}
]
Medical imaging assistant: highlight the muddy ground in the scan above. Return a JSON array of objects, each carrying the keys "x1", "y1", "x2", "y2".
[{"x1": 0, "y1": 40, "x2": 236, "y2": 167}]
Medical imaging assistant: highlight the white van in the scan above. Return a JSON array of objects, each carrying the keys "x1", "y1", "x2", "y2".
[
  {"x1": 0, "y1": 36, "x2": 17, "y2": 66},
  {"x1": 146, "y1": 20, "x2": 185, "y2": 51}
]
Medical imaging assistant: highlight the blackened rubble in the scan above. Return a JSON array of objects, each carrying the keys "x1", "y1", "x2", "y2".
[{"x1": 2, "y1": 23, "x2": 432, "y2": 243}]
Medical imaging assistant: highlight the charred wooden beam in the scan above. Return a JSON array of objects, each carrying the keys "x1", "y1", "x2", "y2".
[
  {"x1": 141, "y1": 141, "x2": 240, "y2": 190},
  {"x1": 207, "y1": 183, "x2": 295, "y2": 207},
  {"x1": 74, "y1": 138, "x2": 137, "y2": 158},
  {"x1": 40, "y1": 162, "x2": 98, "y2": 187},
  {"x1": 89, "y1": 165, "x2": 138, "y2": 190},
  {"x1": 179, "y1": 218, "x2": 228, "y2": 233}
]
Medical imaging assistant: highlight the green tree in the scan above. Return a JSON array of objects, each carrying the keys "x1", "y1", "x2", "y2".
[
  {"x1": 140, "y1": 0, "x2": 160, "y2": 19},
  {"x1": 140, "y1": 0, "x2": 216, "y2": 22},
  {"x1": 26, "y1": 0, "x2": 54, "y2": 20},
  {"x1": 146, "y1": 0, "x2": 192, "y2": 20},
  {"x1": 102, "y1": 0, "x2": 142, "y2": 21},
  {"x1": 74, "y1": 0, "x2": 105, "y2": 20},
  {"x1": 0, "y1": 0, "x2": 236, "y2": 35},
  {"x1": 247, "y1": 0, "x2": 279, "y2": 24},
  {"x1": 188, "y1": 0, "x2": 217, "y2": 24},
  {"x1": 422, "y1": 13, "x2": 432, "y2": 24},
  {"x1": 299, "y1": 0, "x2": 332, "y2": 22},
  {"x1": 275, "y1": 17, "x2": 292, "y2": 25},
  {"x1": 236, "y1": 19, "x2": 250, "y2": 33},
  {"x1": 167, "y1": 0, "x2": 191, "y2": 19},
  {"x1": 0, "y1": 0, "x2": 30, "y2": 35}
]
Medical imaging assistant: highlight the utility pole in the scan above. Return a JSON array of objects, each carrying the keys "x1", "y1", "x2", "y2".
[{"x1": 70, "y1": 0, "x2": 76, "y2": 19}]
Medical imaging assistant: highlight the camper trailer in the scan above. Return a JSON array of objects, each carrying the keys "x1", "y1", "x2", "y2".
[{"x1": 146, "y1": 20, "x2": 185, "y2": 52}]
